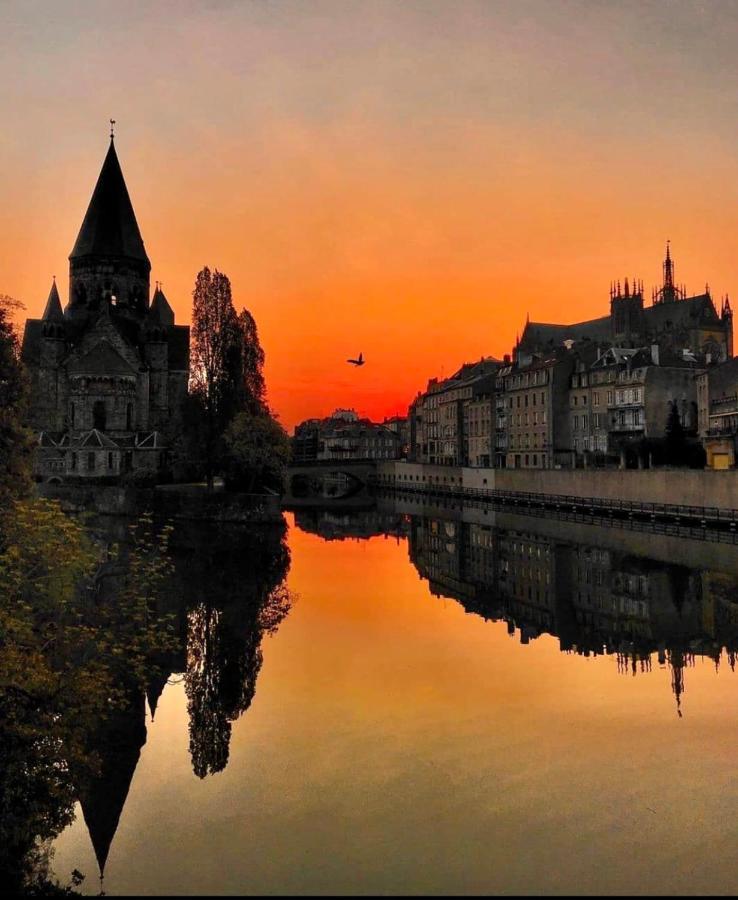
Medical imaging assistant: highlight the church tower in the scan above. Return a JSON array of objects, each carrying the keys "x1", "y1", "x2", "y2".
[
  {"x1": 67, "y1": 129, "x2": 151, "y2": 326},
  {"x1": 610, "y1": 277, "x2": 644, "y2": 347}
]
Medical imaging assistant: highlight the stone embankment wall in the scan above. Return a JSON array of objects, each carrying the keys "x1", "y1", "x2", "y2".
[{"x1": 376, "y1": 462, "x2": 738, "y2": 511}]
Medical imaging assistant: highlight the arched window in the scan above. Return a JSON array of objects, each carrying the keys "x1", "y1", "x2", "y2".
[{"x1": 93, "y1": 400, "x2": 106, "y2": 431}]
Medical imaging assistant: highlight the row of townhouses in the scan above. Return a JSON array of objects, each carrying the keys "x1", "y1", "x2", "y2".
[{"x1": 409, "y1": 246, "x2": 738, "y2": 469}]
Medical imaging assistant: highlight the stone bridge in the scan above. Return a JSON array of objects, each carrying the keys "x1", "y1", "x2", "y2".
[{"x1": 283, "y1": 459, "x2": 378, "y2": 507}]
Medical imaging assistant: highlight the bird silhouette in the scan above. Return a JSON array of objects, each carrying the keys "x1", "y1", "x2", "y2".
[{"x1": 347, "y1": 352, "x2": 365, "y2": 366}]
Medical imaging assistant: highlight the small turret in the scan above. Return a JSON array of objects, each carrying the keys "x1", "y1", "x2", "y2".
[{"x1": 41, "y1": 279, "x2": 65, "y2": 339}]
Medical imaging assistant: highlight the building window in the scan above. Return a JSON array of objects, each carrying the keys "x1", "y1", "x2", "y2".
[
  {"x1": 71, "y1": 452, "x2": 77, "y2": 471},
  {"x1": 69, "y1": 402, "x2": 75, "y2": 428},
  {"x1": 93, "y1": 400, "x2": 106, "y2": 431},
  {"x1": 108, "y1": 452, "x2": 114, "y2": 470},
  {"x1": 88, "y1": 452, "x2": 95, "y2": 471},
  {"x1": 593, "y1": 392, "x2": 599, "y2": 406},
  {"x1": 126, "y1": 403, "x2": 134, "y2": 431}
]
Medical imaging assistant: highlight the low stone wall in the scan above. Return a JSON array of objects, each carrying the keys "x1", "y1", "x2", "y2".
[{"x1": 376, "y1": 461, "x2": 738, "y2": 512}]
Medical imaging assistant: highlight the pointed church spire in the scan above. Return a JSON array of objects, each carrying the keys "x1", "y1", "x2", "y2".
[
  {"x1": 149, "y1": 283, "x2": 175, "y2": 327},
  {"x1": 664, "y1": 240, "x2": 673, "y2": 289},
  {"x1": 42, "y1": 278, "x2": 64, "y2": 321},
  {"x1": 70, "y1": 137, "x2": 150, "y2": 264}
]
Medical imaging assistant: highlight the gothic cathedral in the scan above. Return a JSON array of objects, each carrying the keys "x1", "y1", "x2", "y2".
[{"x1": 21, "y1": 134, "x2": 190, "y2": 482}]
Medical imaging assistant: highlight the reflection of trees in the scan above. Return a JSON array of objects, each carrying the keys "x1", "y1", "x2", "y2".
[
  {"x1": 0, "y1": 503, "x2": 176, "y2": 893},
  {"x1": 181, "y1": 525, "x2": 291, "y2": 778}
]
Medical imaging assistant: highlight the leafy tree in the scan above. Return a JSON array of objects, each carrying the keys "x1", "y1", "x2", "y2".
[
  {"x1": 222, "y1": 410, "x2": 290, "y2": 493},
  {"x1": 0, "y1": 500, "x2": 176, "y2": 894},
  {"x1": 664, "y1": 401, "x2": 688, "y2": 466},
  {"x1": 190, "y1": 268, "x2": 242, "y2": 487},
  {"x1": 0, "y1": 295, "x2": 33, "y2": 504},
  {"x1": 188, "y1": 267, "x2": 278, "y2": 490}
]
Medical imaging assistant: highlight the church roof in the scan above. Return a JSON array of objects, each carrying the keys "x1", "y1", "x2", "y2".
[
  {"x1": 78, "y1": 429, "x2": 120, "y2": 449},
  {"x1": 69, "y1": 139, "x2": 150, "y2": 265},
  {"x1": 42, "y1": 280, "x2": 64, "y2": 321},
  {"x1": 643, "y1": 293, "x2": 720, "y2": 330},
  {"x1": 149, "y1": 285, "x2": 175, "y2": 327},
  {"x1": 519, "y1": 316, "x2": 611, "y2": 351},
  {"x1": 67, "y1": 340, "x2": 138, "y2": 377}
]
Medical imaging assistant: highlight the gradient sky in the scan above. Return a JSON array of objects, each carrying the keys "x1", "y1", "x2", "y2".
[{"x1": 4, "y1": 0, "x2": 738, "y2": 429}]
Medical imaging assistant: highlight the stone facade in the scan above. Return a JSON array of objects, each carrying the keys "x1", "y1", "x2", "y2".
[{"x1": 21, "y1": 137, "x2": 189, "y2": 482}]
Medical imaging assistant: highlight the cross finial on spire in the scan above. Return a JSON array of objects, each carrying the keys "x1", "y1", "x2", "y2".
[{"x1": 109, "y1": 118, "x2": 116, "y2": 141}]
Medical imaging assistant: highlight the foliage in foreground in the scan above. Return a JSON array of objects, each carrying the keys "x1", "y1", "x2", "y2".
[{"x1": 0, "y1": 499, "x2": 176, "y2": 894}]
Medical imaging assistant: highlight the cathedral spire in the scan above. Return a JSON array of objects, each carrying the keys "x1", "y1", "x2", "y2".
[
  {"x1": 42, "y1": 278, "x2": 63, "y2": 322},
  {"x1": 663, "y1": 240, "x2": 674, "y2": 291},
  {"x1": 69, "y1": 138, "x2": 150, "y2": 265}
]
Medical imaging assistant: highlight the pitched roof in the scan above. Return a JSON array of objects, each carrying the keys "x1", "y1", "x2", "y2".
[
  {"x1": 42, "y1": 280, "x2": 64, "y2": 321},
  {"x1": 69, "y1": 139, "x2": 150, "y2": 264},
  {"x1": 67, "y1": 340, "x2": 137, "y2": 377},
  {"x1": 519, "y1": 316, "x2": 611, "y2": 351},
  {"x1": 78, "y1": 429, "x2": 120, "y2": 449},
  {"x1": 149, "y1": 286, "x2": 175, "y2": 327},
  {"x1": 643, "y1": 293, "x2": 720, "y2": 330},
  {"x1": 20, "y1": 319, "x2": 43, "y2": 366}
]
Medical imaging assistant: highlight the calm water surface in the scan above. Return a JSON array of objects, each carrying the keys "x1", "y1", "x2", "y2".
[{"x1": 51, "y1": 501, "x2": 738, "y2": 895}]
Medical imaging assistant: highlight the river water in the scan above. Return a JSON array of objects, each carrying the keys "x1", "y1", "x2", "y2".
[{"x1": 49, "y1": 499, "x2": 738, "y2": 895}]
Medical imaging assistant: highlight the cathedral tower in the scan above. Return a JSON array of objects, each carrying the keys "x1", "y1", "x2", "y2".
[{"x1": 67, "y1": 134, "x2": 151, "y2": 325}]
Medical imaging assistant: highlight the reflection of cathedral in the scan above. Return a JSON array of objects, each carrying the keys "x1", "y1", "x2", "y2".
[
  {"x1": 397, "y1": 507, "x2": 738, "y2": 709},
  {"x1": 70, "y1": 516, "x2": 291, "y2": 883}
]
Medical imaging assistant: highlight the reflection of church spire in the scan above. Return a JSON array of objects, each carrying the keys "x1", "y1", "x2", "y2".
[
  {"x1": 146, "y1": 670, "x2": 170, "y2": 721},
  {"x1": 668, "y1": 649, "x2": 690, "y2": 718},
  {"x1": 78, "y1": 690, "x2": 147, "y2": 880}
]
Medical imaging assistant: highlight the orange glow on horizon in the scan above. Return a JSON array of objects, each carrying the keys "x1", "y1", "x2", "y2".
[{"x1": 5, "y1": 2, "x2": 738, "y2": 430}]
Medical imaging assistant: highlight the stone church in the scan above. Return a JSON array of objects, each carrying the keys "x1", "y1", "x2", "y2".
[{"x1": 21, "y1": 135, "x2": 190, "y2": 482}]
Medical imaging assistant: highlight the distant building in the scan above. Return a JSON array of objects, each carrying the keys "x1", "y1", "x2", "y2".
[
  {"x1": 382, "y1": 415, "x2": 410, "y2": 458},
  {"x1": 409, "y1": 357, "x2": 501, "y2": 466},
  {"x1": 698, "y1": 357, "x2": 738, "y2": 468},
  {"x1": 292, "y1": 409, "x2": 401, "y2": 462},
  {"x1": 517, "y1": 245, "x2": 732, "y2": 364},
  {"x1": 495, "y1": 349, "x2": 575, "y2": 469},
  {"x1": 21, "y1": 135, "x2": 189, "y2": 482},
  {"x1": 568, "y1": 344, "x2": 699, "y2": 468}
]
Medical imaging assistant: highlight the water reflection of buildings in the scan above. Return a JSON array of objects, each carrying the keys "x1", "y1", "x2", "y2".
[
  {"x1": 73, "y1": 517, "x2": 292, "y2": 884},
  {"x1": 404, "y1": 507, "x2": 738, "y2": 712},
  {"x1": 294, "y1": 508, "x2": 408, "y2": 542}
]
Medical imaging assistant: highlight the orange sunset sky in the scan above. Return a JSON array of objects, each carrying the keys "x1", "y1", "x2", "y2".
[{"x1": 4, "y1": 0, "x2": 738, "y2": 430}]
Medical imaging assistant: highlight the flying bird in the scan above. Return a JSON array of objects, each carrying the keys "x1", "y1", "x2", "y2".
[{"x1": 347, "y1": 352, "x2": 365, "y2": 367}]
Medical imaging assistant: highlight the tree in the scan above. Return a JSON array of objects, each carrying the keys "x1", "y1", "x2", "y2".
[
  {"x1": 0, "y1": 295, "x2": 33, "y2": 504},
  {"x1": 0, "y1": 500, "x2": 177, "y2": 893},
  {"x1": 189, "y1": 268, "x2": 276, "y2": 489},
  {"x1": 190, "y1": 268, "x2": 239, "y2": 488},
  {"x1": 664, "y1": 401, "x2": 688, "y2": 466},
  {"x1": 222, "y1": 410, "x2": 290, "y2": 494}
]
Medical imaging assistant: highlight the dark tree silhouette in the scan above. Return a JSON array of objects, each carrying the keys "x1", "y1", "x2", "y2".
[{"x1": 0, "y1": 295, "x2": 33, "y2": 504}]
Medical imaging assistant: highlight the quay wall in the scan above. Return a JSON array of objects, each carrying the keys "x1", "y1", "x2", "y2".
[{"x1": 376, "y1": 462, "x2": 738, "y2": 511}]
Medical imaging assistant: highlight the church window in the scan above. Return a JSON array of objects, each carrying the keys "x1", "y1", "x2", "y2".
[
  {"x1": 69, "y1": 403, "x2": 75, "y2": 428},
  {"x1": 93, "y1": 400, "x2": 106, "y2": 431},
  {"x1": 87, "y1": 452, "x2": 95, "y2": 471},
  {"x1": 126, "y1": 403, "x2": 134, "y2": 430},
  {"x1": 108, "y1": 452, "x2": 114, "y2": 470}
]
